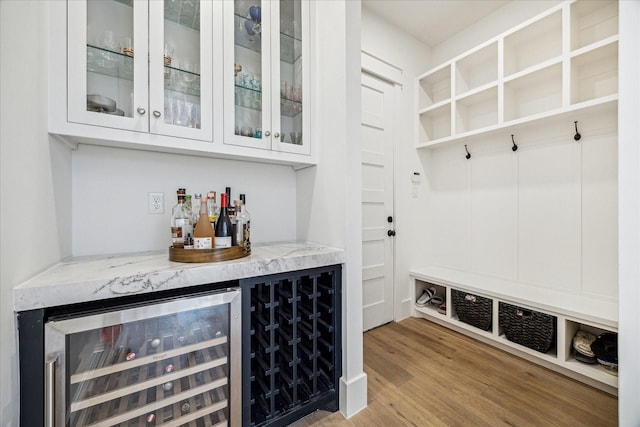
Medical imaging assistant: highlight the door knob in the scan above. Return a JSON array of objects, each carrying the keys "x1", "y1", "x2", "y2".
[{"x1": 387, "y1": 230, "x2": 396, "y2": 237}]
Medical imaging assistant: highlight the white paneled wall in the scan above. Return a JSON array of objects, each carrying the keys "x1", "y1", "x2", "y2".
[
  {"x1": 423, "y1": 107, "x2": 617, "y2": 298},
  {"x1": 72, "y1": 144, "x2": 297, "y2": 256}
]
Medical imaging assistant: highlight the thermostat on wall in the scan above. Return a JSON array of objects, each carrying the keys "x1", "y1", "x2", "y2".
[{"x1": 411, "y1": 172, "x2": 421, "y2": 184}]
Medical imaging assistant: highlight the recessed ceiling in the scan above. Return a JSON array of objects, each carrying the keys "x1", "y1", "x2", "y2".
[{"x1": 362, "y1": 0, "x2": 509, "y2": 47}]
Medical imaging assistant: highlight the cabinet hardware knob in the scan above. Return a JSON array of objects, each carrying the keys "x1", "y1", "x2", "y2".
[
  {"x1": 387, "y1": 216, "x2": 393, "y2": 223},
  {"x1": 274, "y1": 132, "x2": 280, "y2": 138},
  {"x1": 574, "y1": 121, "x2": 581, "y2": 141},
  {"x1": 511, "y1": 134, "x2": 518, "y2": 152},
  {"x1": 387, "y1": 230, "x2": 396, "y2": 237},
  {"x1": 137, "y1": 107, "x2": 146, "y2": 115},
  {"x1": 265, "y1": 131, "x2": 271, "y2": 137},
  {"x1": 153, "y1": 110, "x2": 161, "y2": 118}
]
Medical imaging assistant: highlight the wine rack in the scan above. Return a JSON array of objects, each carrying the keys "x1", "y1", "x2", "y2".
[
  {"x1": 241, "y1": 265, "x2": 342, "y2": 427},
  {"x1": 67, "y1": 307, "x2": 231, "y2": 427}
]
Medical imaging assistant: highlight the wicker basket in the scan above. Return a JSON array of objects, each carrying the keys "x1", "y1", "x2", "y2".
[
  {"x1": 499, "y1": 302, "x2": 556, "y2": 353},
  {"x1": 451, "y1": 289, "x2": 493, "y2": 331}
]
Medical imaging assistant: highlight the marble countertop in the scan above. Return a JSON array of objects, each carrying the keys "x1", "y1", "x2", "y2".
[{"x1": 14, "y1": 242, "x2": 344, "y2": 311}]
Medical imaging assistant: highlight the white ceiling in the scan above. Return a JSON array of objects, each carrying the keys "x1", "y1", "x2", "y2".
[{"x1": 362, "y1": 0, "x2": 509, "y2": 47}]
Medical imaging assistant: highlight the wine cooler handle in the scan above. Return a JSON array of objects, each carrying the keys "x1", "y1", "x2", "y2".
[
  {"x1": 137, "y1": 107, "x2": 146, "y2": 115},
  {"x1": 45, "y1": 355, "x2": 57, "y2": 427}
]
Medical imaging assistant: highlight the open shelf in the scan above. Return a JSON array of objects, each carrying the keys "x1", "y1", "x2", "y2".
[
  {"x1": 570, "y1": 40, "x2": 618, "y2": 105},
  {"x1": 455, "y1": 42, "x2": 498, "y2": 96},
  {"x1": 418, "y1": 103, "x2": 451, "y2": 144},
  {"x1": 455, "y1": 86, "x2": 498, "y2": 134},
  {"x1": 504, "y1": 62, "x2": 562, "y2": 122},
  {"x1": 570, "y1": 0, "x2": 618, "y2": 52},
  {"x1": 504, "y1": 9, "x2": 562, "y2": 78},
  {"x1": 417, "y1": 65, "x2": 451, "y2": 110}
]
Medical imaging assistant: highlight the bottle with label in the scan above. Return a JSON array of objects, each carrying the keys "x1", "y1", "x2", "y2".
[
  {"x1": 239, "y1": 194, "x2": 251, "y2": 251},
  {"x1": 194, "y1": 196, "x2": 215, "y2": 249},
  {"x1": 225, "y1": 187, "x2": 235, "y2": 217},
  {"x1": 184, "y1": 233, "x2": 194, "y2": 249},
  {"x1": 214, "y1": 193, "x2": 234, "y2": 248},
  {"x1": 184, "y1": 194, "x2": 194, "y2": 237},
  {"x1": 232, "y1": 199, "x2": 242, "y2": 246},
  {"x1": 191, "y1": 193, "x2": 202, "y2": 233},
  {"x1": 207, "y1": 191, "x2": 217, "y2": 232},
  {"x1": 170, "y1": 189, "x2": 189, "y2": 248}
]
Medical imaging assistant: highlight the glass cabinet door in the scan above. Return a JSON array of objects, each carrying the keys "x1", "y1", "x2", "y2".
[
  {"x1": 273, "y1": 0, "x2": 310, "y2": 155},
  {"x1": 224, "y1": 0, "x2": 272, "y2": 150},
  {"x1": 68, "y1": 0, "x2": 149, "y2": 132},
  {"x1": 149, "y1": 0, "x2": 213, "y2": 142}
]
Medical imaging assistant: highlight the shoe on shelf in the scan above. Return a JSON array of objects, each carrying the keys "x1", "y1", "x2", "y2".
[{"x1": 416, "y1": 287, "x2": 436, "y2": 307}]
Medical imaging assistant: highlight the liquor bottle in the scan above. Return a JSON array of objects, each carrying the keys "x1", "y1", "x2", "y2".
[
  {"x1": 214, "y1": 193, "x2": 234, "y2": 248},
  {"x1": 239, "y1": 194, "x2": 251, "y2": 251},
  {"x1": 191, "y1": 193, "x2": 202, "y2": 232},
  {"x1": 171, "y1": 189, "x2": 188, "y2": 248},
  {"x1": 225, "y1": 187, "x2": 235, "y2": 217},
  {"x1": 184, "y1": 194, "x2": 194, "y2": 237},
  {"x1": 194, "y1": 196, "x2": 215, "y2": 249},
  {"x1": 184, "y1": 233, "x2": 194, "y2": 249},
  {"x1": 232, "y1": 200, "x2": 242, "y2": 246},
  {"x1": 207, "y1": 191, "x2": 217, "y2": 231}
]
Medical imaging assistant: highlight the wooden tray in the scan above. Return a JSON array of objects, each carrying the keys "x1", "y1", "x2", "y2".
[{"x1": 169, "y1": 246, "x2": 251, "y2": 263}]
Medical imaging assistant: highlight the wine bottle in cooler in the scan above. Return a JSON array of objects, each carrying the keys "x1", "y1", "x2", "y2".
[
  {"x1": 214, "y1": 193, "x2": 234, "y2": 248},
  {"x1": 194, "y1": 196, "x2": 215, "y2": 249}
]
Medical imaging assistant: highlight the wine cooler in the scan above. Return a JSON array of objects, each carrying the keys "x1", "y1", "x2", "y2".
[
  {"x1": 240, "y1": 266, "x2": 342, "y2": 427},
  {"x1": 21, "y1": 286, "x2": 241, "y2": 427}
]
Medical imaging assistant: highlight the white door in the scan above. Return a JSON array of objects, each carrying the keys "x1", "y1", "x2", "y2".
[{"x1": 361, "y1": 73, "x2": 395, "y2": 331}]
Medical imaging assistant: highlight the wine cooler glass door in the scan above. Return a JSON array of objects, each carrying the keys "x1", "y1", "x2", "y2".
[
  {"x1": 148, "y1": 0, "x2": 213, "y2": 141},
  {"x1": 67, "y1": 0, "x2": 149, "y2": 132},
  {"x1": 44, "y1": 289, "x2": 241, "y2": 427},
  {"x1": 274, "y1": 0, "x2": 311, "y2": 155}
]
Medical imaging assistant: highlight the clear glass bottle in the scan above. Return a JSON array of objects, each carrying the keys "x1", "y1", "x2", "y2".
[
  {"x1": 239, "y1": 194, "x2": 251, "y2": 251},
  {"x1": 214, "y1": 193, "x2": 234, "y2": 248},
  {"x1": 192, "y1": 193, "x2": 202, "y2": 231},
  {"x1": 171, "y1": 189, "x2": 189, "y2": 248},
  {"x1": 207, "y1": 191, "x2": 218, "y2": 231},
  {"x1": 184, "y1": 194, "x2": 194, "y2": 237},
  {"x1": 194, "y1": 196, "x2": 215, "y2": 249},
  {"x1": 232, "y1": 199, "x2": 242, "y2": 246}
]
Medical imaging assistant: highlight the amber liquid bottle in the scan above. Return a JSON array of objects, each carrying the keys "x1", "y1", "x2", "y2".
[
  {"x1": 214, "y1": 193, "x2": 234, "y2": 248},
  {"x1": 194, "y1": 196, "x2": 214, "y2": 249}
]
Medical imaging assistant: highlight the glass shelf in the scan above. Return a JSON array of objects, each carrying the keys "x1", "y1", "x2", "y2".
[
  {"x1": 87, "y1": 45, "x2": 201, "y2": 97},
  {"x1": 113, "y1": 0, "x2": 201, "y2": 31},
  {"x1": 234, "y1": 85, "x2": 301, "y2": 118},
  {"x1": 233, "y1": 14, "x2": 302, "y2": 64}
]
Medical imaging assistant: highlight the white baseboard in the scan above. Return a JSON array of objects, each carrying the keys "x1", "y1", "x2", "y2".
[{"x1": 339, "y1": 372, "x2": 368, "y2": 418}]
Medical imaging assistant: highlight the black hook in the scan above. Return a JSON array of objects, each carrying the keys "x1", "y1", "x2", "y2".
[
  {"x1": 574, "y1": 121, "x2": 581, "y2": 141},
  {"x1": 511, "y1": 134, "x2": 518, "y2": 152},
  {"x1": 464, "y1": 145, "x2": 471, "y2": 159}
]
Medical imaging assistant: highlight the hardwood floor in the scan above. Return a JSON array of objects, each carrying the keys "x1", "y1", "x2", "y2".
[{"x1": 291, "y1": 317, "x2": 618, "y2": 426}]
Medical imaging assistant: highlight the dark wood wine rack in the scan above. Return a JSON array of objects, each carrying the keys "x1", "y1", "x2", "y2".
[{"x1": 240, "y1": 265, "x2": 342, "y2": 427}]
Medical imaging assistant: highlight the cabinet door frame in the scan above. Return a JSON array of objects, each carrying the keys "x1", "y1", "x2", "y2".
[
  {"x1": 223, "y1": 0, "x2": 273, "y2": 151},
  {"x1": 148, "y1": 0, "x2": 214, "y2": 142},
  {"x1": 271, "y1": 0, "x2": 311, "y2": 156},
  {"x1": 67, "y1": 0, "x2": 149, "y2": 133}
]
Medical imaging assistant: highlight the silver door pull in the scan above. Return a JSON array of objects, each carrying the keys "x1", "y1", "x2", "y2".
[{"x1": 45, "y1": 356, "x2": 57, "y2": 427}]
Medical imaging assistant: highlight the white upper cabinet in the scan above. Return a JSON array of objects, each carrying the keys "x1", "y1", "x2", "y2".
[
  {"x1": 416, "y1": 0, "x2": 619, "y2": 148},
  {"x1": 67, "y1": 0, "x2": 213, "y2": 142},
  {"x1": 223, "y1": 0, "x2": 311, "y2": 155}
]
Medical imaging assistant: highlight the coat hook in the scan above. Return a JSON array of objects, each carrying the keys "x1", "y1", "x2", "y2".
[
  {"x1": 574, "y1": 121, "x2": 581, "y2": 141},
  {"x1": 511, "y1": 134, "x2": 518, "y2": 152},
  {"x1": 464, "y1": 144, "x2": 471, "y2": 159}
]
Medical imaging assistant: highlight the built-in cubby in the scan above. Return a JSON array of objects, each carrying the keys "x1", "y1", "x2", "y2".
[
  {"x1": 503, "y1": 10, "x2": 562, "y2": 77},
  {"x1": 416, "y1": 0, "x2": 619, "y2": 149},
  {"x1": 411, "y1": 268, "x2": 618, "y2": 394}
]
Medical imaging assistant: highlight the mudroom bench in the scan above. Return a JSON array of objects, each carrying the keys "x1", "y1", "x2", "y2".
[{"x1": 410, "y1": 266, "x2": 618, "y2": 395}]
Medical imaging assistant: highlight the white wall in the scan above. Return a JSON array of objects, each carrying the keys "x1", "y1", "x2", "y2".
[
  {"x1": 618, "y1": 0, "x2": 640, "y2": 423},
  {"x1": 360, "y1": 7, "x2": 432, "y2": 321},
  {"x1": 72, "y1": 144, "x2": 297, "y2": 256},
  {"x1": 0, "y1": 2, "x2": 72, "y2": 426}
]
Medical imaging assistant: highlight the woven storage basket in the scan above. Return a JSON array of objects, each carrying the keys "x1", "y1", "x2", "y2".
[
  {"x1": 451, "y1": 289, "x2": 492, "y2": 331},
  {"x1": 499, "y1": 302, "x2": 556, "y2": 353}
]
